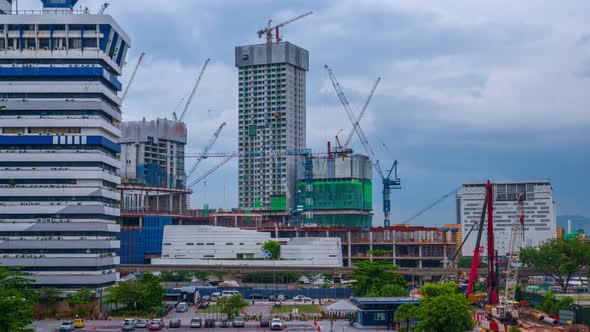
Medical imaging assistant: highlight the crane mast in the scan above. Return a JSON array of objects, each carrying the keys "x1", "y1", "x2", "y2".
[{"x1": 502, "y1": 192, "x2": 525, "y2": 306}]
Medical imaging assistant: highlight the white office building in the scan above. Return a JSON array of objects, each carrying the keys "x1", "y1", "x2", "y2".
[
  {"x1": 0, "y1": 0, "x2": 130, "y2": 288},
  {"x1": 458, "y1": 180, "x2": 557, "y2": 256},
  {"x1": 152, "y1": 225, "x2": 343, "y2": 268}
]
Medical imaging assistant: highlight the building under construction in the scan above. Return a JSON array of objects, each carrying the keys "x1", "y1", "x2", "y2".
[
  {"x1": 118, "y1": 118, "x2": 194, "y2": 263},
  {"x1": 292, "y1": 154, "x2": 373, "y2": 227}
]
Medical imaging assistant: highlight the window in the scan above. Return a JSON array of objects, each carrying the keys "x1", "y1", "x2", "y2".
[
  {"x1": 196, "y1": 243, "x2": 204, "y2": 246},
  {"x1": 206, "y1": 243, "x2": 214, "y2": 245},
  {"x1": 186, "y1": 243, "x2": 194, "y2": 245},
  {"x1": 226, "y1": 243, "x2": 234, "y2": 245},
  {"x1": 163, "y1": 243, "x2": 171, "y2": 245}
]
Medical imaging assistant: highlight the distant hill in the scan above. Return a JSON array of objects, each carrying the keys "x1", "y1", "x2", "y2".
[{"x1": 557, "y1": 215, "x2": 590, "y2": 234}]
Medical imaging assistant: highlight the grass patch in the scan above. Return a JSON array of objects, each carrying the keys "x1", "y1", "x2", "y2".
[{"x1": 271, "y1": 305, "x2": 319, "y2": 314}]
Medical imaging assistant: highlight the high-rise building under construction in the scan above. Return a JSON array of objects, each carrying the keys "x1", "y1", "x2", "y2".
[{"x1": 235, "y1": 42, "x2": 308, "y2": 211}]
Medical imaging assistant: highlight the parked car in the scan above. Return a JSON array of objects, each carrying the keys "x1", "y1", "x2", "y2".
[
  {"x1": 176, "y1": 302, "x2": 189, "y2": 313},
  {"x1": 123, "y1": 319, "x2": 137, "y2": 326},
  {"x1": 135, "y1": 319, "x2": 148, "y2": 328},
  {"x1": 221, "y1": 290, "x2": 240, "y2": 298},
  {"x1": 271, "y1": 318, "x2": 283, "y2": 330},
  {"x1": 198, "y1": 300, "x2": 209, "y2": 309},
  {"x1": 59, "y1": 321, "x2": 75, "y2": 332},
  {"x1": 148, "y1": 319, "x2": 163, "y2": 331},
  {"x1": 204, "y1": 319, "x2": 215, "y2": 328},
  {"x1": 169, "y1": 319, "x2": 181, "y2": 328},
  {"x1": 73, "y1": 318, "x2": 85, "y2": 328},
  {"x1": 277, "y1": 294, "x2": 286, "y2": 301},
  {"x1": 211, "y1": 292, "x2": 221, "y2": 300},
  {"x1": 233, "y1": 316, "x2": 245, "y2": 328},
  {"x1": 220, "y1": 319, "x2": 230, "y2": 328},
  {"x1": 268, "y1": 294, "x2": 277, "y2": 302},
  {"x1": 190, "y1": 317, "x2": 202, "y2": 328},
  {"x1": 260, "y1": 317, "x2": 271, "y2": 328},
  {"x1": 293, "y1": 295, "x2": 312, "y2": 302},
  {"x1": 122, "y1": 321, "x2": 136, "y2": 331},
  {"x1": 249, "y1": 293, "x2": 265, "y2": 299},
  {"x1": 202, "y1": 295, "x2": 211, "y2": 301}
]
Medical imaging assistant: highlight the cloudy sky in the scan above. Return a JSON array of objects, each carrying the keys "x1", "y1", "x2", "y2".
[{"x1": 22, "y1": 0, "x2": 590, "y2": 225}]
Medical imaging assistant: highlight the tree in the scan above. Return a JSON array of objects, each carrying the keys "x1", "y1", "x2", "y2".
[
  {"x1": 394, "y1": 303, "x2": 417, "y2": 332},
  {"x1": 0, "y1": 266, "x2": 35, "y2": 331},
  {"x1": 520, "y1": 238, "x2": 590, "y2": 292},
  {"x1": 366, "y1": 284, "x2": 408, "y2": 297},
  {"x1": 415, "y1": 283, "x2": 474, "y2": 332},
  {"x1": 37, "y1": 287, "x2": 61, "y2": 312},
  {"x1": 349, "y1": 260, "x2": 407, "y2": 296},
  {"x1": 104, "y1": 273, "x2": 163, "y2": 313},
  {"x1": 261, "y1": 240, "x2": 281, "y2": 259},
  {"x1": 217, "y1": 294, "x2": 249, "y2": 320},
  {"x1": 138, "y1": 273, "x2": 165, "y2": 311},
  {"x1": 538, "y1": 291, "x2": 574, "y2": 316}
]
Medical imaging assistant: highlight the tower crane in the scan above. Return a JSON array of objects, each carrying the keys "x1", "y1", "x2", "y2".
[
  {"x1": 187, "y1": 155, "x2": 234, "y2": 189},
  {"x1": 171, "y1": 98, "x2": 185, "y2": 121},
  {"x1": 257, "y1": 11, "x2": 313, "y2": 44},
  {"x1": 178, "y1": 58, "x2": 210, "y2": 122},
  {"x1": 121, "y1": 52, "x2": 145, "y2": 101},
  {"x1": 324, "y1": 64, "x2": 400, "y2": 227},
  {"x1": 343, "y1": 77, "x2": 381, "y2": 148},
  {"x1": 401, "y1": 186, "x2": 462, "y2": 224},
  {"x1": 185, "y1": 122, "x2": 226, "y2": 180}
]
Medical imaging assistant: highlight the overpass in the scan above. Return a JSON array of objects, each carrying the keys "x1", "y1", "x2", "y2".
[{"x1": 117, "y1": 264, "x2": 488, "y2": 279}]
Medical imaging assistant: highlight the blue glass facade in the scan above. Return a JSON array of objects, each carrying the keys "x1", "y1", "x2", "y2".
[{"x1": 118, "y1": 216, "x2": 173, "y2": 264}]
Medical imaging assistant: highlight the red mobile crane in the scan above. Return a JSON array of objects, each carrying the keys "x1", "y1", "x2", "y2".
[{"x1": 466, "y1": 180, "x2": 498, "y2": 305}]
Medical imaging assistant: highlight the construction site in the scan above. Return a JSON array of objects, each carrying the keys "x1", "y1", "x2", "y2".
[{"x1": 112, "y1": 11, "x2": 584, "y2": 331}]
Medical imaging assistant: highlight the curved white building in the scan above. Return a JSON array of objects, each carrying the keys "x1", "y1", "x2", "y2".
[{"x1": 0, "y1": 0, "x2": 130, "y2": 288}]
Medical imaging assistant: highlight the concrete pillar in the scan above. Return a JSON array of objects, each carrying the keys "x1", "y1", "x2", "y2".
[
  {"x1": 347, "y1": 231, "x2": 352, "y2": 267},
  {"x1": 168, "y1": 193, "x2": 173, "y2": 213},
  {"x1": 326, "y1": 230, "x2": 329, "y2": 238},
  {"x1": 418, "y1": 245, "x2": 423, "y2": 268},
  {"x1": 139, "y1": 216, "x2": 143, "y2": 228},
  {"x1": 214, "y1": 216, "x2": 218, "y2": 226},
  {"x1": 369, "y1": 231, "x2": 373, "y2": 261},
  {"x1": 234, "y1": 216, "x2": 238, "y2": 227},
  {"x1": 156, "y1": 192, "x2": 160, "y2": 212}
]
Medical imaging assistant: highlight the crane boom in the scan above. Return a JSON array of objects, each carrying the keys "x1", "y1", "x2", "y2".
[
  {"x1": 121, "y1": 52, "x2": 145, "y2": 101},
  {"x1": 343, "y1": 77, "x2": 381, "y2": 147},
  {"x1": 401, "y1": 186, "x2": 462, "y2": 224},
  {"x1": 186, "y1": 122, "x2": 226, "y2": 180},
  {"x1": 324, "y1": 65, "x2": 382, "y2": 178},
  {"x1": 187, "y1": 155, "x2": 233, "y2": 189},
  {"x1": 179, "y1": 58, "x2": 210, "y2": 122},
  {"x1": 257, "y1": 11, "x2": 313, "y2": 44}
]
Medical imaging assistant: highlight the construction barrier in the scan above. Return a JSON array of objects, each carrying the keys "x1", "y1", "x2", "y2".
[{"x1": 473, "y1": 313, "x2": 511, "y2": 332}]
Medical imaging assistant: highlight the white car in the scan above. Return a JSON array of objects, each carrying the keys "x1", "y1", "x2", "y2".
[
  {"x1": 293, "y1": 295, "x2": 311, "y2": 302},
  {"x1": 211, "y1": 292, "x2": 221, "y2": 300},
  {"x1": 271, "y1": 318, "x2": 283, "y2": 330},
  {"x1": 190, "y1": 317, "x2": 202, "y2": 328}
]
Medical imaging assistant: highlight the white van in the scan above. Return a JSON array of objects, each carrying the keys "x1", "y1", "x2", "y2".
[{"x1": 221, "y1": 290, "x2": 240, "y2": 298}]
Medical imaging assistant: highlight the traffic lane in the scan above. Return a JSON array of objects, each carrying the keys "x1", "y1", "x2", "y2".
[{"x1": 35, "y1": 321, "x2": 323, "y2": 332}]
